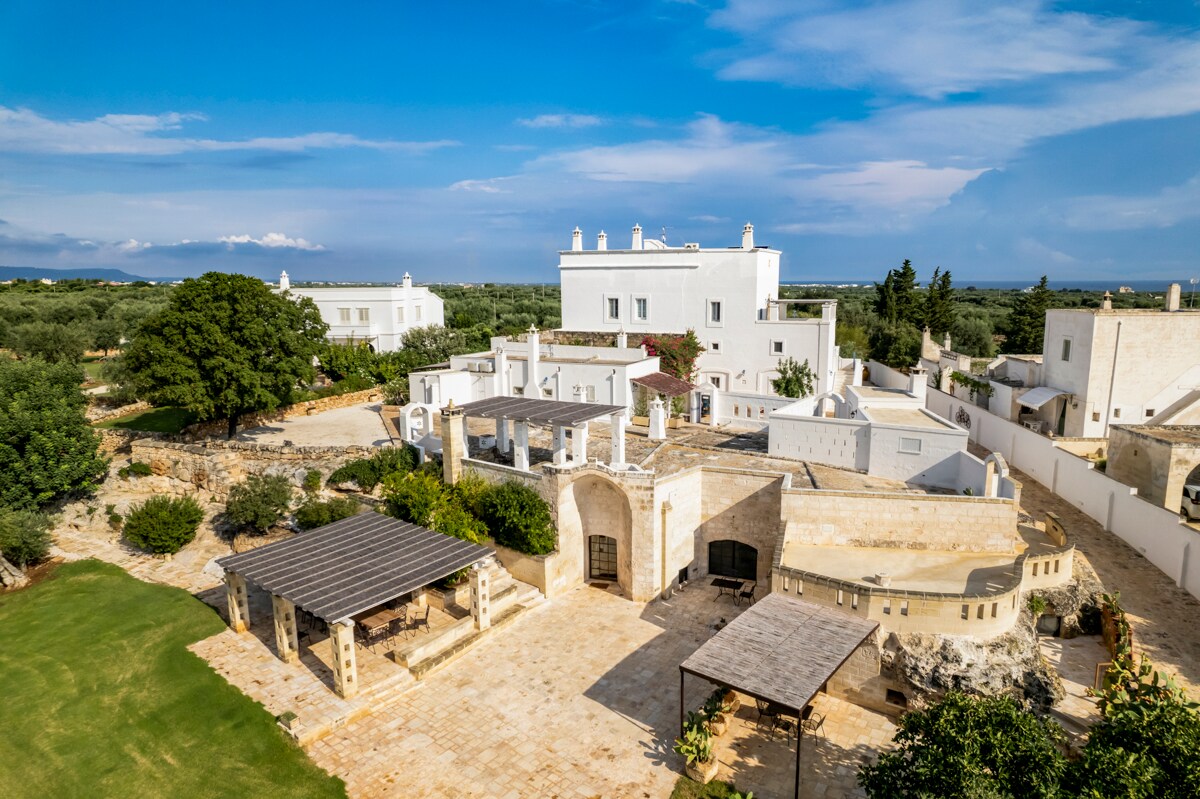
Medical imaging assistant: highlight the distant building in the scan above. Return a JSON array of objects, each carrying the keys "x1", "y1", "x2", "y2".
[
  {"x1": 1118, "y1": 285, "x2": 1135, "y2": 294},
  {"x1": 557, "y1": 223, "x2": 839, "y2": 396},
  {"x1": 278, "y1": 271, "x2": 444, "y2": 353}
]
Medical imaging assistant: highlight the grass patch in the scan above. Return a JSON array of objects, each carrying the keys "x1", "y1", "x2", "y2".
[
  {"x1": 94, "y1": 406, "x2": 196, "y2": 434},
  {"x1": 0, "y1": 560, "x2": 346, "y2": 799},
  {"x1": 671, "y1": 777, "x2": 746, "y2": 798},
  {"x1": 81, "y1": 360, "x2": 105, "y2": 383}
]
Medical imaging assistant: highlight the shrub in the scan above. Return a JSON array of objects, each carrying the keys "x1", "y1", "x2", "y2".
[
  {"x1": 118, "y1": 461, "x2": 153, "y2": 479},
  {"x1": 479, "y1": 481, "x2": 556, "y2": 555},
  {"x1": 294, "y1": 496, "x2": 362, "y2": 531},
  {"x1": 381, "y1": 377, "x2": 408, "y2": 406},
  {"x1": 225, "y1": 474, "x2": 293, "y2": 534},
  {"x1": 451, "y1": 471, "x2": 491, "y2": 518},
  {"x1": 0, "y1": 508, "x2": 54, "y2": 567},
  {"x1": 382, "y1": 471, "x2": 447, "y2": 527},
  {"x1": 431, "y1": 502, "x2": 488, "y2": 544},
  {"x1": 328, "y1": 446, "x2": 417, "y2": 492},
  {"x1": 302, "y1": 469, "x2": 322, "y2": 493},
  {"x1": 124, "y1": 495, "x2": 204, "y2": 554}
]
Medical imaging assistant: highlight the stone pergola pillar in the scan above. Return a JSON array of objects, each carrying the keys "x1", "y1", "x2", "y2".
[
  {"x1": 552, "y1": 425, "x2": 569, "y2": 466},
  {"x1": 225, "y1": 571, "x2": 250, "y2": 633},
  {"x1": 609, "y1": 412, "x2": 627, "y2": 467},
  {"x1": 649, "y1": 398, "x2": 667, "y2": 440},
  {"x1": 572, "y1": 422, "x2": 588, "y2": 464},
  {"x1": 271, "y1": 594, "x2": 299, "y2": 664},
  {"x1": 441, "y1": 400, "x2": 466, "y2": 485},
  {"x1": 330, "y1": 620, "x2": 359, "y2": 699},
  {"x1": 513, "y1": 421, "x2": 530, "y2": 471},
  {"x1": 470, "y1": 563, "x2": 492, "y2": 632},
  {"x1": 496, "y1": 417, "x2": 510, "y2": 455}
]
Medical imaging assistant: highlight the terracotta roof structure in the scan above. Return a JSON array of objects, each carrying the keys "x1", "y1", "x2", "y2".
[{"x1": 630, "y1": 371, "x2": 696, "y2": 397}]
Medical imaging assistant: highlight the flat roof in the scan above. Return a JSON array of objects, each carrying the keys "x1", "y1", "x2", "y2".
[
  {"x1": 217, "y1": 514, "x2": 491, "y2": 622},
  {"x1": 863, "y1": 407, "x2": 955, "y2": 430},
  {"x1": 1113, "y1": 424, "x2": 1200, "y2": 446},
  {"x1": 456, "y1": 396, "x2": 625, "y2": 426},
  {"x1": 680, "y1": 593, "x2": 878, "y2": 713}
]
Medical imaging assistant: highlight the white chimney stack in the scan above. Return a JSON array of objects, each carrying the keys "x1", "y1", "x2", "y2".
[
  {"x1": 1166, "y1": 283, "x2": 1181, "y2": 311},
  {"x1": 402, "y1": 271, "x2": 412, "y2": 289},
  {"x1": 616, "y1": 327, "x2": 627, "y2": 349},
  {"x1": 278, "y1": 270, "x2": 290, "y2": 292},
  {"x1": 597, "y1": 230, "x2": 607, "y2": 251},
  {"x1": 742, "y1": 222, "x2": 754, "y2": 250},
  {"x1": 571, "y1": 226, "x2": 583, "y2": 252},
  {"x1": 525, "y1": 325, "x2": 541, "y2": 396},
  {"x1": 631, "y1": 223, "x2": 643, "y2": 250}
]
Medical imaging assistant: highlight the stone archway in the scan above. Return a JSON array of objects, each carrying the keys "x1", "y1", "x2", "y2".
[
  {"x1": 559, "y1": 474, "x2": 634, "y2": 594},
  {"x1": 398, "y1": 403, "x2": 435, "y2": 443}
]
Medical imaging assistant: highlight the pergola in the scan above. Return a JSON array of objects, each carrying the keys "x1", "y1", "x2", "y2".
[
  {"x1": 631, "y1": 371, "x2": 696, "y2": 398},
  {"x1": 217, "y1": 513, "x2": 492, "y2": 698},
  {"x1": 455, "y1": 396, "x2": 628, "y2": 470},
  {"x1": 679, "y1": 593, "x2": 879, "y2": 799}
]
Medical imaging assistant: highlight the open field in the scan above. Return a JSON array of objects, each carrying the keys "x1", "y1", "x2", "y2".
[
  {"x1": 94, "y1": 405, "x2": 196, "y2": 434},
  {"x1": 0, "y1": 560, "x2": 345, "y2": 799}
]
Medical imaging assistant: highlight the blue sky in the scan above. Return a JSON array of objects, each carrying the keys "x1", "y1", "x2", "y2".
[{"x1": 2, "y1": 0, "x2": 1199, "y2": 284}]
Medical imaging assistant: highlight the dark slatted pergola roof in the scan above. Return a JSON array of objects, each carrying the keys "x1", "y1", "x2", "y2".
[
  {"x1": 681, "y1": 593, "x2": 878, "y2": 713},
  {"x1": 456, "y1": 396, "x2": 625, "y2": 426},
  {"x1": 631, "y1": 371, "x2": 696, "y2": 397},
  {"x1": 217, "y1": 513, "x2": 491, "y2": 622}
]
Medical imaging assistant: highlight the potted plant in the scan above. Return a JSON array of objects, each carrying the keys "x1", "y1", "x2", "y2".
[
  {"x1": 720, "y1": 685, "x2": 741, "y2": 714},
  {"x1": 674, "y1": 713, "x2": 718, "y2": 784},
  {"x1": 703, "y1": 690, "x2": 733, "y2": 736}
]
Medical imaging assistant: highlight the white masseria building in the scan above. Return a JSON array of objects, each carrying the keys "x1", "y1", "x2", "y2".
[
  {"x1": 278, "y1": 271, "x2": 444, "y2": 353},
  {"x1": 558, "y1": 223, "x2": 839, "y2": 396}
]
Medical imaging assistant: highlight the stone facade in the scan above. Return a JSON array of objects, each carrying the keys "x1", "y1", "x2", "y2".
[{"x1": 1107, "y1": 425, "x2": 1200, "y2": 513}]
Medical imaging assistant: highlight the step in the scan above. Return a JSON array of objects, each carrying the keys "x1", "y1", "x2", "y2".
[{"x1": 407, "y1": 603, "x2": 529, "y2": 680}]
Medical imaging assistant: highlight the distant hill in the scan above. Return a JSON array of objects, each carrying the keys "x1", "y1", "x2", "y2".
[{"x1": 0, "y1": 265, "x2": 173, "y2": 283}]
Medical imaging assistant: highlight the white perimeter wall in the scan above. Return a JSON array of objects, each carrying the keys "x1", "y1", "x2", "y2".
[{"x1": 927, "y1": 387, "x2": 1200, "y2": 601}]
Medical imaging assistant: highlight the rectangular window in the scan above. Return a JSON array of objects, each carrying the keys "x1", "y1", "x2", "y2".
[
  {"x1": 1061, "y1": 337, "x2": 1072, "y2": 362},
  {"x1": 542, "y1": 387, "x2": 553, "y2": 398},
  {"x1": 709, "y1": 300, "x2": 722, "y2": 324},
  {"x1": 397, "y1": 306, "x2": 405, "y2": 323},
  {"x1": 585, "y1": 385, "x2": 596, "y2": 402},
  {"x1": 633, "y1": 297, "x2": 648, "y2": 322},
  {"x1": 607, "y1": 297, "x2": 620, "y2": 321},
  {"x1": 711, "y1": 376, "x2": 721, "y2": 389},
  {"x1": 851, "y1": 593, "x2": 859, "y2": 610},
  {"x1": 710, "y1": 341, "x2": 721, "y2": 353},
  {"x1": 899, "y1": 437, "x2": 923, "y2": 454},
  {"x1": 337, "y1": 307, "x2": 351, "y2": 324},
  {"x1": 771, "y1": 340, "x2": 784, "y2": 356},
  {"x1": 1145, "y1": 408, "x2": 1155, "y2": 418},
  {"x1": 900, "y1": 600, "x2": 909, "y2": 617},
  {"x1": 357, "y1": 307, "x2": 370, "y2": 323},
  {"x1": 1113, "y1": 407, "x2": 1121, "y2": 418},
  {"x1": 414, "y1": 305, "x2": 423, "y2": 322},
  {"x1": 836, "y1": 589, "x2": 844, "y2": 606},
  {"x1": 1092, "y1": 411, "x2": 1101, "y2": 422},
  {"x1": 882, "y1": 599, "x2": 891, "y2": 615}
]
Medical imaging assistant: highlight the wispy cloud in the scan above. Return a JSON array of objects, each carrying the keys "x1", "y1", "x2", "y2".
[
  {"x1": 449, "y1": 177, "x2": 514, "y2": 194},
  {"x1": 217, "y1": 232, "x2": 325, "y2": 250},
  {"x1": 0, "y1": 106, "x2": 458, "y2": 156},
  {"x1": 517, "y1": 113, "x2": 603, "y2": 129}
]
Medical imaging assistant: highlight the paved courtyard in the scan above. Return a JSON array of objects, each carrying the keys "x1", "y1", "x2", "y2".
[
  {"x1": 303, "y1": 582, "x2": 894, "y2": 798},
  {"x1": 239, "y1": 402, "x2": 392, "y2": 448}
]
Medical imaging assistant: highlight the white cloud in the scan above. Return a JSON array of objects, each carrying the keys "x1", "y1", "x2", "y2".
[
  {"x1": 1061, "y1": 174, "x2": 1200, "y2": 231},
  {"x1": 117, "y1": 238, "x2": 152, "y2": 251},
  {"x1": 517, "y1": 114, "x2": 603, "y2": 129},
  {"x1": 217, "y1": 232, "x2": 325, "y2": 250},
  {"x1": 0, "y1": 106, "x2": 458, "y2": 156},
  {"x1": 449, "y1": 177, "x2": 513, "y2": 194}
]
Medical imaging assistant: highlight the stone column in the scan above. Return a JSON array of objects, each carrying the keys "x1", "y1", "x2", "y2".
[
  {"x1": 572, "y1": 422, "x2": 588, "y2": 464},
  {"x1": 708, "y1": 387, "x2": 720, "y2": 428},
  {"x1": 514, "y1": 421, "x2": 530, "y2": 471},
  {"x1": 609, "y1": 412, "x2": 626, "y2": 467},
  {"x1": 225, "y1": 571, "x2": 250, "y2": 633},
  {"x1": 330, "y1": 620, "x2": 359, "y2": 699},
  {"x1": 552, "y1": 425, "x2": 568, "y2": 466},
  {"x1": 271, "y1": 594, "x2": 299, "y2": 664},
  {"x1": 649, "y1": 398, "x2": 667, "y2": 440},
  {"x1": 496, "y1": 418, "x2": 510, "y2": 455},
  {"x1": 440, "y1": 401, "x2": 466, "y2": 485},
  {"x1": 469, "y1": 564, "x2": 492, "y2": 632}
]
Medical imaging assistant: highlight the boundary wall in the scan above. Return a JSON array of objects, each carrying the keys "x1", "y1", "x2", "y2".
[{"x1": 926, "y1": 388, "x2": 1200, "y2": 601}]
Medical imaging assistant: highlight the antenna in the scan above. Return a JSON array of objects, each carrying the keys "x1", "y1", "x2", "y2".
[{"x1": 660, "y1": 226, "x2": 669, "y2": 243}]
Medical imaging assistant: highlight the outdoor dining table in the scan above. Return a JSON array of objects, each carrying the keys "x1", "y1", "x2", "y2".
[
  {"x1": 711, "y1": 577, "x2": 744, "y2": 601},
  {"x1": 357, "y1": 607, "x2": 406, "y2": 636}
]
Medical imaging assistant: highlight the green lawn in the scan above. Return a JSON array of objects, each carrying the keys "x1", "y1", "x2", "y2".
[
  {"x1": 94, "y1": 406, "x2": 196, "y2": 433},
  {"x1": 81, "y1": 359, "x2": 105, "y2": 383},
  {"x1": 671, "y1": 777, "x2": 746, "y2": 798},
  {"x1": 0, "y1": 560, "x2": 346, "y2": 799}
]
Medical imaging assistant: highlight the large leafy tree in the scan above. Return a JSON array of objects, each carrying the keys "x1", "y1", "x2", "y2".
[
  {"x1": 1002, "y1": 276, "x2": 1053, "y2": 354},
  {"x1": 922, "y1": 267, "x2": 956, "y2": 337},
  {"x1": 0, "y1": 359, "x2": 108, "y2": 509},
  {"x1": 771, "y1": 357, "x2": 816, "y2": 398},
  {"x1": 10, "y1": 321, "x2": 90, "y2": 364},
  {"x1": 124, "y1": 272, "x2": 328, "y2": 438}
]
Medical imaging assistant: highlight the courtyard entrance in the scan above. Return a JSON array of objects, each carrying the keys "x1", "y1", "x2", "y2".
[
  {"x1": 709, "y1": 539, "x2": 758, "y2": 581},
  {"x1": 588, "y1": 534, "x2": 618, "y2": 580}
]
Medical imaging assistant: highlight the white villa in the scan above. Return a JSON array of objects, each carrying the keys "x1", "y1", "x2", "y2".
[
  {"x1": 278, "y1": 271, "x2": 445, "y2": 352},
  {"x1": 558, "y1": 223, "x2": 840, "y2": 396}
]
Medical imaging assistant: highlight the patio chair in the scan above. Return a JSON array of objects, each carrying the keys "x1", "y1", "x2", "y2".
[
  {"x1": 388, "y1": 609, "x2": 409, "y2": 643},
  {"x1": 802, "y1": 712, "x2": 826, "y2": 739},
  {"x1": 736, "y1": 584, "x2": 755, "y2": 606},
  {"x1": 410, "y1": 605, "x2": 430, "y2": 636},
  {"x1": 755, "y1": 698, "x2": 778, "y2": 731}
]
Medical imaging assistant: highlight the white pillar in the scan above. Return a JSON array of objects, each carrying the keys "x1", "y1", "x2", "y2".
[
  {"x1": 851, "y1": 357, "x2": 863, "y2": 387},
  {"x1": 610, "y1": 413, "x2": 626, "y2": 467},
  {"x1": 708, "y1": 387, "x2": 721, "y2": 428},
  {"x1": 571, "y1": 226, "x2": 583, "y2": 251},
  {"x1": 470, "y1": 564, "x2": 492, "y2": 632},
  {"x1": 649, "y1": 398, "x2": 667, "y2": 440},
  {"x1": 496, "y1": 418, "x2": 510, "y2": 454},
  {"x1": 271, "y1": 594, "x2": 299, "y2": 664},
  {"x1": 616, "y1": 328, "x2": 628, "y2": 349},
  {"x1": 553, "y1": 425, "x2": 569, "y2": 466},
  {"x1": 525, "y1": 326, "x2": 541, "y2": 396},
  {"x1": 494, "y1": 347, "x2": 508, "y2": 396},
  {"x1": 330, "y1": 620, "x2": 358, "y2": 699},
  {"x1": 514, "y1": 421, "x2": 530, "y2": 471},
  {"x1": 572, "y1": 423, "x2": 588, "y2": 464},
  {"x1": 225, "y1": 572, "x2": 250, "y2": 633}
]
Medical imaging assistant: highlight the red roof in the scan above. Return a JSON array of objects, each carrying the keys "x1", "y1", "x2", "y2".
[{"x1": 630, "y1": 371, "x2": 696, "y2": 397}]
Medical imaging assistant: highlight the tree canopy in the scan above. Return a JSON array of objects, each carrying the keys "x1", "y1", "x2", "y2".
[
  {"x1": 123, "y1": 272, "x2": 328, "y2": 438},
  {"x1": 1002, "y1": 276, "x2": 1052, "y2": 354},
  {"x1": 771, "y1": 357, "x2": 815, "y2": 399},
  {"x1": 0, "y1": 359, "x2": 107, "y2": 509}
]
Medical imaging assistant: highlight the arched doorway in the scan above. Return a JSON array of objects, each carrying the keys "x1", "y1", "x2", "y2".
[
  {"x1": 708, "y1": 540, "x2": 758, "y2": 581},
  {"x1": 588, "y1": 535, "x2": 617, "y2": 580}
]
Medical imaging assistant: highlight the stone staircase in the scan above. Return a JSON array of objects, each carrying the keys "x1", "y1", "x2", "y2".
[{"x1": 832, "y1": 364, "x2": 856, "y2": 399}]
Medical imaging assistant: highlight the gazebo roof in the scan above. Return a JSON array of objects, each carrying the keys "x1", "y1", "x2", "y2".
[
  {"x1": 631, "y1": 371, "x2": 696, "y2": 397},
  {"x1": 456, "y1": 396, "x2": 624, "y2": 426},
  {"x1": 680, "y1": 593, "x2": 879, "y2": 712},
  {"x1": 217, "y1": 513, "x2": 491, "y2": 622}
]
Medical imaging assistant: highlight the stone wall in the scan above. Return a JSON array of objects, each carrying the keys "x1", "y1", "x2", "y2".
[
  {"x1": 781, "y1": 488, "x2": 1018, "y2": 553},
  {"x1": 695, "y1": 468, "x2": 786, "y2": 586},
  {"x1": 98, "y1": 428, "x2": 168, "y2": 456},
  {"x1": 88, "y1": 399, "x2": 152, "y2": 424}
]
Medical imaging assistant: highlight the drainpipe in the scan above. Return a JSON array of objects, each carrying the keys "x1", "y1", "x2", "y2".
[{"x1": 1102, "y1": 320, "x2": 1123, "y2": 438}]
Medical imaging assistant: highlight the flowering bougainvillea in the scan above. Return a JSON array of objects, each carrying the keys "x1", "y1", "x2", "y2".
[{"x1": 639, "y1": 329, "x2": 704, "y2": 381}]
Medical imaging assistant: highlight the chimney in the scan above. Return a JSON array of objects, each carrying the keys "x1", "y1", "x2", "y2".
[
  {"x1": 402, "y1": 271, "x2": 412, "y2": 289},
  {"x1": 1101, "y1": 290, "x2": 1112, "y2": 311},
  {"x1": 631, "y1": 223, "x2": 643, "y2": 250},
  {"x1": 943, "y1": 332, "x2": 952, "y2": 350},
  {"x1": 1166, "y1": 283, "x2": 1181, "y2": 311},
  {"x1": 597, "y1": 230, "x2": 607, "y2": 251},
  {"x1": 908, "y1": 366, "x2": 928, "y2": 403},
  {"x1": 742, "y1": 222, "x2": 754, "y2": 250},
  {"x1": 525, "y1": 325, "x2": 541, "y2": 395},
  {"x1": 616, "y1": 327, "x2": 627, "y2": 349},
  {"x1": 571, "y1": 226, "x2": 583, "y2": 252},
  {"x1": 278, "y1": 271, "x2": 290, "y2": 292}
]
